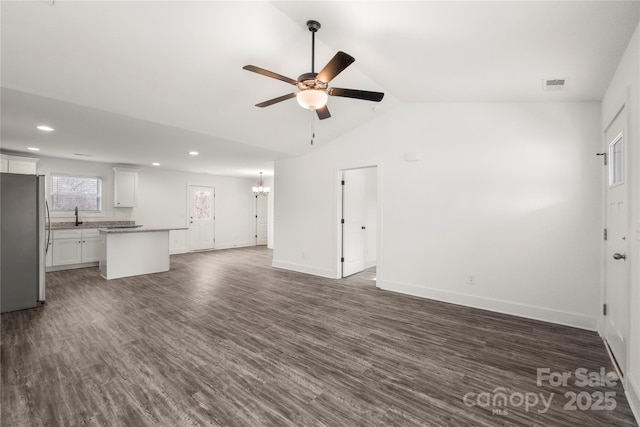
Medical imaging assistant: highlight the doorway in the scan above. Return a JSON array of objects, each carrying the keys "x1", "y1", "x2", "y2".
[
  {"x1": 188, "y1": 185, "x2": 215, "y2": 251},
  {"x1": 255, "y1": 194, "x2": 268, "y2": 246},
  {"x1": 340, "y1": 167, "x2": 377, "y2": 278},
  {"x1": 603, "y1": 106, "x2": 629, "y2": 376}
]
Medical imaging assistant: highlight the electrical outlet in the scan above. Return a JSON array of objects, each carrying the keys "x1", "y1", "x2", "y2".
[{"x1": 467, "y1": 274, "x2": 475, "y2": 285}]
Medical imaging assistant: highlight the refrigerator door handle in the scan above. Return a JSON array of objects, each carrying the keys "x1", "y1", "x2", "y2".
[{"x1": 45, "y1": 200, "x2": 51, "y2": 254}]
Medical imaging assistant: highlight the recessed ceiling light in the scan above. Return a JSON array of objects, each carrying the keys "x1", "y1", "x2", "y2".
[
  {"x1": 37, "y1": 125, "x2": 55, "y2": 132},
  {"x1": 189, "y1": 151, "x2": 199, "y2": 156},
  {"x1": 27, "y1": 147, "x2": 40, "y2": 151},
  {"x1": 152, "y1": 162, "x2": 160, "y2": 166}
]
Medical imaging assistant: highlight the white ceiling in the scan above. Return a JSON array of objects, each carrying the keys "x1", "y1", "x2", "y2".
[{"x1": 1, "y1": 1, "x2": 638, "y2": 177}]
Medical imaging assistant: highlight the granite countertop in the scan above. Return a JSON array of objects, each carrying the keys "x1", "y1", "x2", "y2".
[
  {"x1": 48, "y1": 221, "x2": 136, "y2": 230},
  {"x1": 98, "y1": 226, "x2": 188, "y2": 234}
]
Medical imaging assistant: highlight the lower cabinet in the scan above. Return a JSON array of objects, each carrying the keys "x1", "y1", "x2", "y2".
[
  {"x1": 52, "y1": 237, "x2": 82, "y2": 265},
  {"x1": 50, "y1": 229, "x2": 101, "y2": 268},
  {"x1": 81, "y1": 234, "x2": 101, "y2": 262}
]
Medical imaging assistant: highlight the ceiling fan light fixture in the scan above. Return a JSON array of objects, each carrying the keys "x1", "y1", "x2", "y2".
[{"x1": 296, "y1": 89, "x2": 328, "y2": 110}]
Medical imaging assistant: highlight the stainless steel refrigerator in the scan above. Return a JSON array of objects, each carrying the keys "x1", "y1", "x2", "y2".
[{"x1": 1, "y1": 173, "x2": 48, "y2": 313}]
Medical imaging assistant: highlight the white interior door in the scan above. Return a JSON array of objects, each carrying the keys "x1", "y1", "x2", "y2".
[
  {"x1": 189, "y1": 186, "x2": 215, "y2": 251},
  {"x1": 342, "y1": 169, "x2": 365, "y2": 277},
  {"x1": 256, "y1": 195, "x2": 268, "y2": 246},
  {"x1": 604, "y1": 109, "x2": 629, "y2": 374}
]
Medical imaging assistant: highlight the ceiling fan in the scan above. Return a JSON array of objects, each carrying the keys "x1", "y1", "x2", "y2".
[{"x1": 243, "y1": 20, "x2": 384, "y2": 120}]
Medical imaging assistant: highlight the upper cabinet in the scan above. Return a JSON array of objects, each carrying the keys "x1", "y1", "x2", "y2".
[
  {"x1": 113, "y1": 167, "x2": 138, "y2": 207},
  {"x1": 0, "y1": 154, "x2": 38, "y2": 174}
]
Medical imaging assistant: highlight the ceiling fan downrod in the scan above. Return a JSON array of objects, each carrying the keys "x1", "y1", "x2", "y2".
[{"x1": 307, "y1": 20, "x2": 321, "y2": 74}]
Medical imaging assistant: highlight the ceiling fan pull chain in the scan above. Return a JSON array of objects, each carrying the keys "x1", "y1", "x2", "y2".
[{"x1": 310, "y1": 112, "x2": 316, "y2": 145}]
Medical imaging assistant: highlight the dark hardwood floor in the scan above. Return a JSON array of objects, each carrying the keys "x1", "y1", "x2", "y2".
[{"x1": 1, "y1": 247, "x2": 637, "y2": 426}]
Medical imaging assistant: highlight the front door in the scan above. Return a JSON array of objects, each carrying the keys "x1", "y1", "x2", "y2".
[
  {"x1": 604, "y1": 108, "x2": 629, "y2": 375},
  {"x1": 189, "y1": 186, "x2": 215, "y2": 251}
]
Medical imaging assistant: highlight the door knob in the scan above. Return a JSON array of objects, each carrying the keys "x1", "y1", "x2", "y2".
[
  {"x1": 613, "y1": 253, "x2": 626, "y2": 260},
  {"x1": 361, "y1": 226, "x2": 366, "y2": 230}
]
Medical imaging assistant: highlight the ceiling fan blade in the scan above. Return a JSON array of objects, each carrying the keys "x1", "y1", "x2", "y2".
[
  {"x1": 243, "y1": 65, "x2": 298, "y2": 86},
  {"x1": 316, "y1": 51, "x2": 355, "y2": 84},
  {"x1": 255, "y1": 93, "x2": 297, "y2": 108},
  {"x1": 328, "y1": 88, "x2": 384, "y2": 102},
  {"x1": 316, "y1": 105, "x2": 331, "y2": 120}
]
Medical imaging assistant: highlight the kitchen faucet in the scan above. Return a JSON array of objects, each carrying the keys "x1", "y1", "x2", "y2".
[{"x1": 75, "y1": 207, "x2": 83, "y2": 226}]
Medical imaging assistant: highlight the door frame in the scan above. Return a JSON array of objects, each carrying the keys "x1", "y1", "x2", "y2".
[
  {"x1": 186, "y1": 183, "x2": 216, "y2": 251},
  {"x1": 600, "y1": 101, "x2": 631, "y2": 381},
  {"x1": 335, "y1": 161, "x2": 383, "y2": 280}
]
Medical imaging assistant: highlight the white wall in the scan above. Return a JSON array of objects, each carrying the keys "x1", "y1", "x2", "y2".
[
  {"x1": 601, "y1": 23, "x2": 640, "y2": 421},
  {"x1": 274, "y1": 101, "x2": 602, "y2": 330},
  {"x1": 34, "y1": 156, "x2": 260, "y2": 253},
  {"x1": 265, "y1": 176, "x2": 274, "y2": 249},
  {"x1": 362, "y1": 167, "x2": 377, "y2": 268}
]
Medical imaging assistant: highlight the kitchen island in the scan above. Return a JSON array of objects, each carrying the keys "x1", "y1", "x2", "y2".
[{"x1": 98, "y1": 226, "x2": 187, "y2": 280}]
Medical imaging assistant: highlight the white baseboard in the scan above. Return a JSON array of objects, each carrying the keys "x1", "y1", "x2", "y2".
[
  {"x1": 599, "y1": 334, "x2": 640, "y2": 424},
  {"x1": 183, "y1": 242, "x2": 254, "y2": 252},
  {"x1": 214, "y1": 241, "x2": 254, "y2": 250},
  {"x1": 364, "y1": 260, "x2": 377, "y2": 269},
  {"x1": 376, "y1": 279, "x2": 598, "y2": 331},
  {"x1": 169, "y1": 247, "x2": 187, "y2": 255},
  {"x1": 627, "y1": 377, "x2": 640, "y2": 425},
  {"x1": 46, "y1": 261, "x2": 98, "y2": 272},
  {"x1": 272, "y1": 259, "x2": 336, "y2": 279}
]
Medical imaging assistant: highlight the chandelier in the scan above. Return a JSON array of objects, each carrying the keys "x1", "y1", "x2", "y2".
[{"x1": 252, "y1": 172, "x2": 270, "y2": 196}]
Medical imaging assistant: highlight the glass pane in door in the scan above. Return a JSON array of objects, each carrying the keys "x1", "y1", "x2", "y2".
[
  {"x1": 193, "y1": 191, "x2": 212, "y2": 220},
  {"x1": 609, "y1": 134, "x2": 623, "y2": 186}
]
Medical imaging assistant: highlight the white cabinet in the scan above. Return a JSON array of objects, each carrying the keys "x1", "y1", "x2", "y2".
[
  {"x1": 80, "y1": 229, "x2": 101, "y2": 262},
  {"x1": 52, "y1": 230, "x2": 83, "y2": 266},
  {"x1": 1, "y1": 154, "x2": 38, "y2": 174},
  {"x1": 50, "y1": 229, "x2": 100, "y2": 267},
  {"x1": 9, "y1": 160, "x2": 38, "y2": 174},
  {"x1": 52, "y1": 238, "x2": 83, "y2": 265},
  {"x1": 113, "y1": 168, "x2": 138, "y2": 207}
]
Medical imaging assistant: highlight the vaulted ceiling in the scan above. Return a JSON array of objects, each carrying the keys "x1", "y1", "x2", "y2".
[{"x1": 1, "y1": 1, "x2": 638, "y2": 177}]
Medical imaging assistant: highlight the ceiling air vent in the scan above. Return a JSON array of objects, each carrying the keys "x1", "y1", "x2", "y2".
[{"x1": 543, "y1": 78, "x2": 567, "y2": 92}]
